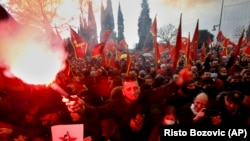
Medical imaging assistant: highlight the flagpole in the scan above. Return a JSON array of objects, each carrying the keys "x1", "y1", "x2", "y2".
[{"x1": 218, "y1": 0, "x2": 224, "y2": 32}]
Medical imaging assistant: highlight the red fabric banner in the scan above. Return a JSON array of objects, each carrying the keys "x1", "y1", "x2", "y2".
[{"x1": 69, "y1": 27, "x2": 88, "y2": 59}]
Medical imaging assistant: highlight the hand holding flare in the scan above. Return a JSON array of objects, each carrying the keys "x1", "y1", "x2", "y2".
[{"x1": 50, "y1": 83, "x2": 85, "y2": 113}]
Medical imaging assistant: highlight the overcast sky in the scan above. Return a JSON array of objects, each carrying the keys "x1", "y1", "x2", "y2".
[
  {"x1": 1, "y1": 0, "x2": 250, "y2": 49},
  {"x1": 110, "y1": 0, "x2": 250, "y2": 48}
]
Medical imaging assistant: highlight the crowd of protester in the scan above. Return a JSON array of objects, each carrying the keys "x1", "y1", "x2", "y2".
[{"x1": 1, "y1": 44, "x2": 250, "y2": 141}]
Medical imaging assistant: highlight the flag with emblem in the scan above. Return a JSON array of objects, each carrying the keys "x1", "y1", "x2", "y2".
[
  {"x1": 51, "y1": 124, "x2": 83, "y2": 141},
  {"x1": 69, "y1": 26, "x2": 88, "y2": 59}
]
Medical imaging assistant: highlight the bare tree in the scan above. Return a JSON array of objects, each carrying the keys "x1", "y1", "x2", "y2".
[
  {"x1": 5, "y1": 0, "x2": 88, "y2": 33},
  {"x1": 158, "y1": 23, "x2": 177, "y2": 44},
  {"x1": 6, "y1": 0, "x2": 61, "y2": 30}
]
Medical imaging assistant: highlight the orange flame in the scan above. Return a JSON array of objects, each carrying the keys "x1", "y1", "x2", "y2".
[{"x1": 0, "y1": 20, "x2": 68, "y2": 85}]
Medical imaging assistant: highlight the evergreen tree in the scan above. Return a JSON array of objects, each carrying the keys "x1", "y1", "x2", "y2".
[
  {"x1": 104, "y1": 0, "x2": 116, "y2": 40},
  {"x1": 198, "y1": 30, "x2": 214, "y2": 52},
  {"x1": 117, "y1": 2, "x2": 125, "y2": 43},
  {"x1": 100, "y1": 0, "x2": 106, "y2": 42},
  {"x1": 87, "y1": 0, "x2": 98, "y2": 52},
  {"x1": 105, "y1": 0, "x2": 114, "y2": 31},
  {"x1": 137, "y1": 0, "x2": 153, "y2": 51},
  {"x1": 79, "y1": 15, "x2": 88, "y2": 41}
]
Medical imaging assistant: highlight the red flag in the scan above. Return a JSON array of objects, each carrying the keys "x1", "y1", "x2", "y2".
[
  {"x1": 101, "y1": 52, "x2": 108, "y2": 68},
  {"x1": 105, "y1": 39, "x2": 117, "y2": 53},
  {"x1": 150, "y1": 15, "x2": 160, "y2": 69},
  {"x1": 91, "y1": 30, "x2": 111, "y2": 58},
  {"x1": 190, "y1": 19, "x2": 199, "y2": 62},
  {"x1": 116, "y1": 49, "x2": 121, "y2": 61},
  {"x1": 243, "y1": 43, "x2": 250, "y2": 57},
  {"x1": 119, "y1": 39, "x2": 128, "y2": 51},
  {"x1": 180, "y1": 37, "x2": 188, "y2": 52},
  {"x1": 150, "y1": 15, "x2": 157, "y2": 37},
  {"x1": 102, "y1": 30, "x2": 112, "y2": 43},
  {"x1": 220, "y1": 38, "x2": 229, "y2": 56},
  {"x1": 220, "y1": 46, "x2": 227, "y2": 56},
  {"x1": 91, "y1": 43, "x2": 105, "y2": 58},
  {"x1": 109, "y1": 56, "x2": 119, "y2": 69},
  {"x1": 158, "y1": 43, "x2": 165, "y2": 54},
  {"x1": 242, "y1": 38, "x2": 248, "y2": 46},
  {"x1": 172, "y1": 14, "x2": 182, "y2": 71},
  {"x1": 216, "y1": 31, "x2": 226, "y2": 41},
  {"x1": 232, "y1": 30, "x2": 245, "y2": 62},
  {"x1": 69, "y1": 27, "x2": 88, "y2": 59},
  {"x1": 153, "y1": 38, "x2": 160, "y2": 64},
  {"x1": 200, "y1": 42, "x2": 206, "y2": 61},
  {"x1": 228, "y1": 29, "x2": 245, "y2": 74},
  {"x1": 228, "y1": 40, "x2": 237, "y2": 48}
]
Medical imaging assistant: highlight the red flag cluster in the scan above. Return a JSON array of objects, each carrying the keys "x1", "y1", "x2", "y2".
[{"x1": 91, "y1": 30, "x2": 111, "y2": 58}]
